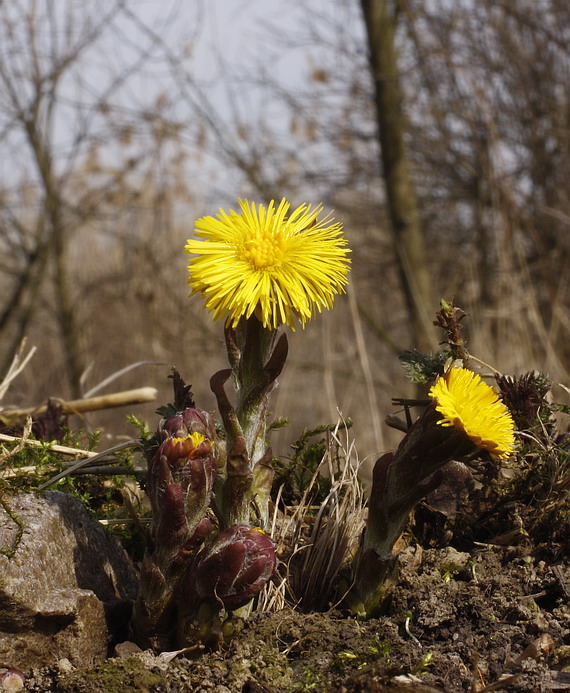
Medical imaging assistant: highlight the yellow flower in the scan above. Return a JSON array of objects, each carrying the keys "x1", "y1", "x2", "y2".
[
  {"x1": 185, "y1": 198, "x2": 350, "y2": 330},
  {"x1": 171, "y1": 432, "x2": 206, "y2": 449},
  {"x1": 429, "y1": 367, "x2": 515, "y2": 459}
]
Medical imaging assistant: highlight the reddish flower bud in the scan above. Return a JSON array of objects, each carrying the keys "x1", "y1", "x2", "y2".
[
  {"x1": 192, "y1": 525, "x2": 277, "y2": 611},
  {"x1": 148, "y1": 430, "x2": 217, "y2": 553},
  {"x1": 159, "y1": 408, "x2": 214, "y2": 440}
]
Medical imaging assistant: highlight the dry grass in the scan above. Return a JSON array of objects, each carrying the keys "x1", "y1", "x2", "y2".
[{"x1": 267, "y1": 417, "x2": 367, "y2": 613}]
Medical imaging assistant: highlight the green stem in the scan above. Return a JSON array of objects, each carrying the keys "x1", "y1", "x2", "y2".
[
  {"x1": 216, "y1": 317, "x2": 287, "y2": 527},
  {"x1": 350, "y1": 405, "x2": 476, "y2": 615},
  {"x1": 233, "y1": 317, "x2": 278, "y2": 464}
]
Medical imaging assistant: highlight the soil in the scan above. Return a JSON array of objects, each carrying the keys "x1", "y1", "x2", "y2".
[{"x1": 24, "y1": 545, "x2": 570, "y2": 693}]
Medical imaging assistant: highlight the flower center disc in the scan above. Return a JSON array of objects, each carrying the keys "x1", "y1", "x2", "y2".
[{"x1": 243, "y1": 234, "x2": 284, "y2": 270}]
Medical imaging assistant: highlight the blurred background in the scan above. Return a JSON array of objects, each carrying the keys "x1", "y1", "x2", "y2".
[{"x1": 0, "y1": 0, "x2": 568, "y2": 469}]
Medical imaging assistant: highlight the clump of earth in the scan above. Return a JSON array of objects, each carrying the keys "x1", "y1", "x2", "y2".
[{"x1": 24, "y1": 545, "x2": 570, "y2": 693}]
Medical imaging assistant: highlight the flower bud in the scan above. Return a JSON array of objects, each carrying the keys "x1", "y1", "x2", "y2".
[
  {"x1": 159, "y1": 407, "x2": 214, "y2": 440},
  {"x1": 192, "y1": 525, "x2": 277, "y2": 611},
  {"x1": 149, "y1": 433, "x2": 214, "y2": 502},
  {"x1": 148, "y1": 431, "x2": 217, "y2": 552}
]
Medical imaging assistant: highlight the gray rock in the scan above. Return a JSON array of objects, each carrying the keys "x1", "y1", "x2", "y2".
[{"x1": 0, "y1": 491, "x2": 138, "y2": 671}]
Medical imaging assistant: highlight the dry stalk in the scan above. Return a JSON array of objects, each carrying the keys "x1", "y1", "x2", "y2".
[
  {"x1": 256, "y1": 573, "x2": 287, "y2": 613},
  {"x1": 0, "y1": 433, "x2": 140, "y2": 482},
  {"x1": 0, "y1": 433, "x2": 97, "y2": 459},
  {"x1": 83, "y1": 361, "x2": 165, "y2": 398},
  {"x1": 347, "y1": 284, "x2": 384, "y2": 452},
  {"x1": 0, "y1": 341, "x2": 37, "y2": 404},
  {"x1": 37, "y1": 439, "x2": 141, "y2": 490},
  {"x1": 0, "y1": 419, "x2": 33, "y2": 469}
]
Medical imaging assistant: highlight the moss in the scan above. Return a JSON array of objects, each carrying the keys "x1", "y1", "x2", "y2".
[
  {"x1": 552, "y1": 645, "x2": 570, "y2": 669},
  {"x1": 247, "y1": 648, "x2": 295, "y2": 690},
  {"x1": 293, "y1": 663, "x2": 332, "y2": 692},
  {"x1": 56, "y1": 658, "x2": 164, "y2": 693},
  {"x1": 0, "y1": 495, "x2": 24, "y2": 558}
]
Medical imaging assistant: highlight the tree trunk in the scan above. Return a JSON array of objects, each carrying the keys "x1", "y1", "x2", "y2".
[
  {"x1": 361, "y1": 0, "x2": 436, "y2": 351},
  {"x1": 25, "y1": 118, "x2": 84, "y2": 398}
]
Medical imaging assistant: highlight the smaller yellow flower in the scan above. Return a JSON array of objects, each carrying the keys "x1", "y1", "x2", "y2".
[{"x1": 429, "y1": 367, "x2": 515, "y2": 459}]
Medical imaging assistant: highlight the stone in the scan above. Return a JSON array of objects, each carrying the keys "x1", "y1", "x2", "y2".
[
  {"x1": 0, "y1": 491, "x2": 138, "y2": 671},
  {"x1": 0, "y1": 668, "x2": 26, "y2": 692}
]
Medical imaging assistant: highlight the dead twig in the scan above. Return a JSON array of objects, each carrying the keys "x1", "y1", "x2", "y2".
[
  {"x1": 0, "y1": 433, "x2": 97, "y2": 458},
  {"x1": 1, "y1": 387, "x2": 158, "y2": 423}
]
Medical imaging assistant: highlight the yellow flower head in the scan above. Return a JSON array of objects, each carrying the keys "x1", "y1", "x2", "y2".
[
  {"x1": 185, "y1": 198, "x2": 350, "y2": 330},
  {"x1": 171, "y1": 432, "x2": 206, "y2": 450},
  {"x1": 429, "y1": 367, "x2": 515, "y2": 460}
]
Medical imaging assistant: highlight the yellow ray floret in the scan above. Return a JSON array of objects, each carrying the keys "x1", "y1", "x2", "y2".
[
  {"x1": 429, "y1": 367, "x2": 515, "y2": 459},
  {"x1": 171, "y1": 432, "x2": 206, "y2": 449},
  {"x1": 185, "y1": 198, "x2": 351, "y2": 330}
]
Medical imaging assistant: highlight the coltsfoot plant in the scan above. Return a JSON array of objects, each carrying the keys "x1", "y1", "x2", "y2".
[
  {"x1": 130, "y1": 198, "x2": 351, "y2": 649},
  {"x1": 348, "y1": 301, "x2": 516, "y2": 615}
]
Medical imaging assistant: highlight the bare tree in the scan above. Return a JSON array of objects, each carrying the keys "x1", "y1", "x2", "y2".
[
  {"x1": 2, "y1": 0, "x2": 568, "y2": 445},
  {"x1": 402, "y1": 0, "x2": 570, "y2": 372},
  {"x1": 0, "y1": 1, "x2": 200, "y2": 397}
]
